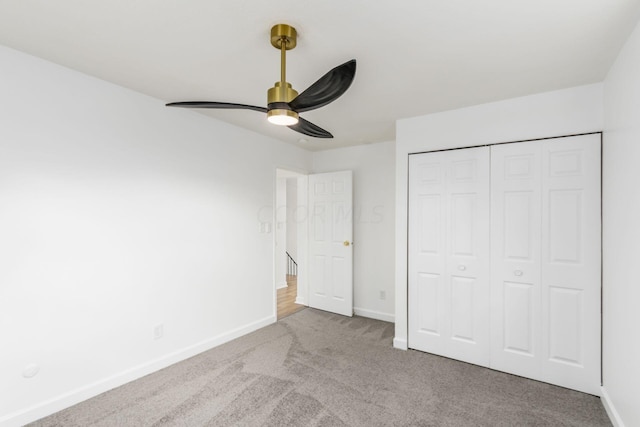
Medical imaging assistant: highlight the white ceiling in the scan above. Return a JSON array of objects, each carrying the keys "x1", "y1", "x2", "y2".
[{"x1": 1, "y1": 1, "x2": 639, "y2": 151}]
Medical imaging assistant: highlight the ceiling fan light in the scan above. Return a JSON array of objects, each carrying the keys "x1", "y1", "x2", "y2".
[{"x1": 267, "y1": 109, "x2": 299, "y2": 126}]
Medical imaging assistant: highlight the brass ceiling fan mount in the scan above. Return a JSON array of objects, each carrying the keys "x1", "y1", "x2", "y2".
[{"x1": 270, "y1": 23, "x2": 297, "y2": 50}]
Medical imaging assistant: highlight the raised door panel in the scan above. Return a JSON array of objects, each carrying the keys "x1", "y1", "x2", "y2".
[
  {"x1": 503, "y1": 282, "x2": 535, "y2": 356},
  {"x1": 503, "y1": 192, "x2": 534, "y2": 260},
  {"x1": 548, "y1": 190, "x2": 583, "y2": 264},
  {"x1": 548, "y1": 286, "x2": 583, "y2": 365},
  {"x1": 416, "y1": 273, "x2": 441, "y2": 336},
  {"x1": 450, "y1": 276, "x2": 476, "y2": 343},
  {"x1": 418, "y1": 195, "x2": 441, "y2": 255}
]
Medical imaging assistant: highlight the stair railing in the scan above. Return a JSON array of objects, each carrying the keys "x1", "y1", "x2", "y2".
[{"x1": 286, "y1": 252, "x2": 298, "y2": 277}]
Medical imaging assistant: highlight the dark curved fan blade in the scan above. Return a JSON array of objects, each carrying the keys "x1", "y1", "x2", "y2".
[
  {"x1": 289, "y1": 59, "x2": 356, "y2": 113},
  {"x1": 288, "y1": 117, "x2": 333, "y2": 138},
  {"x1": 166, "y1": 101, "x2": 267, "y2": 113}
]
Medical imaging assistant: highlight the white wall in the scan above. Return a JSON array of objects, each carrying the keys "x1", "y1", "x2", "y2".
[
  {"x1": 0, "y1": 45, "x2": 311, "y2": 426},
  {"x1": 602, "y1": 18, "x2": 640, "y2": 427},
  {"x1": 394, "y1": 83, "x2": 604, "y2": 350},
  {"x1": 312, "y1": 141, "x2": 395, "y2": 322},
  {"x1": 275, "y1": 176, "x2": 288, "y2": 288}
]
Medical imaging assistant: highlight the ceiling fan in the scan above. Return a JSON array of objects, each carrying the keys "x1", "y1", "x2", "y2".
[{"x1": 166, "y1": 24, "x2": 356, "y2": 139}]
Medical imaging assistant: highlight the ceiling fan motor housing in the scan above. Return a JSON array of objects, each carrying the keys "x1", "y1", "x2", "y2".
[
  {"x1": 267, "y1": 82, "x2": 299, "y2": 124},
  {"x1": 267, "y1": 82, "x2": 298, "y2": 123},
  {"x1": 267, "y1": 81, "x2": 298, "y2": 104}
]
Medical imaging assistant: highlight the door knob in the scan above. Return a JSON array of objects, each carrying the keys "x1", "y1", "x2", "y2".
[
  {"x1": 343, "y1": 241, "x2": 351, "y2": 246},
  {"x1": 514, "y1": 270, "x2": 523, "y2": 276},
  {"x1": 458, "y1": 265, "x2": 466, "y2": 271}
]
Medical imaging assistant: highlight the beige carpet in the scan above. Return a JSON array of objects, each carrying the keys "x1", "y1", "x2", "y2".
[{"x1": 30, "y1": 309, "x2": 610, "y2": 426}]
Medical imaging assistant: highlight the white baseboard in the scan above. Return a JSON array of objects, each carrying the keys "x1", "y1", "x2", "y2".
[
  {"x1": 601, "y1": 386, "x2": 625, "y2": 427},
  {"x1": 294, "y1": 296, "x2": 306, "y2": 305},
  {"x1": 276, "y1": 281, "x2": 288, "y2": 289},
  {"x1": 393, "y1": 337, "x2": 408, "y2": 350},
  {"x1": 0, "y1": 315, "x2": 276, "y2": 427},
  {"x1": 353, "y1": 307, "x2": 394, "y2": 323}
]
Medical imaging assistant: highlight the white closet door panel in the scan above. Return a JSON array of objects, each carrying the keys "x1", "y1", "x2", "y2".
[
  {"x1": 444, "y1": 148, "x2": 491, "y2": 365},
  {"x1": 541, "y1": 134, "x2": 601, "y2": 395},
  {"x1": 490, "y1": 141, "x2": 542, "y2": 378},
  {"x1": 409, "y1": 147, "x2": 490, "y2": 367},
  {"x1": 491, "y1": 135, "x2": 601, "y2": 395},
  {"x1": 409, "y1": 152, "x2": 448, "y2": 355}
]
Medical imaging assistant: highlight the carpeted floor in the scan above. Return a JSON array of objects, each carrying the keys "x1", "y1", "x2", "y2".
[{"x1": 30, "y1": 309, "x2": 611, "y2": 426}]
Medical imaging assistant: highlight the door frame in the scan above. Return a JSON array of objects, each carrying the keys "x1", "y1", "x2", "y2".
[{"x1": 273, "y1": 167, "x2": 309, "y2": 319}]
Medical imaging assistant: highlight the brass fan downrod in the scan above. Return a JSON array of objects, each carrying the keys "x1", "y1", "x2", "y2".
[{"x1": 267, "y1": 24, "x2": 299, "y2": 125}]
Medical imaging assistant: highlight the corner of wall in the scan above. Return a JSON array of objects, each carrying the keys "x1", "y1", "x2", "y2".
[
  {"x1": 393, "y1": 337, "x2": 408, "y2": 350},
  {"x1": 601, "y1": 387, "x2": 626, "y2": 427}
]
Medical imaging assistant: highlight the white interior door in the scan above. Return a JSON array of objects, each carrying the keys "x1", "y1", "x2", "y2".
[
  {"x1": 308, "y1": 171, "x2": 353, "y2": 317},
  {"x1": 491, "y1": 134, "x2": 601, "y2": 395},
  {"x1": 408, "y1": 147, "x2": 491, "y2": 367}
]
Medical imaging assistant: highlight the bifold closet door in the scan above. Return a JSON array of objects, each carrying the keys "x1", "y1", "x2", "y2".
[
  {"x1": 491, "y1": 134, "x2": 601, "y2": 395},
  {"x1": 408, "y1": 147, "x2": 491, "y2": 367},
  {"x1": 490, "y1": 140, "x2": 543, "y2": 380}
]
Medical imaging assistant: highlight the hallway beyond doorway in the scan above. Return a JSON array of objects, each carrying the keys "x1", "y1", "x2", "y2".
[{"x1": 277, "y1": 275, "x2": 306, "y2": 320}]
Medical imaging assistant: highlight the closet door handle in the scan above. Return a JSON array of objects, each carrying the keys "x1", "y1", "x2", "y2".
[
  {"x1": 458, "y1": 265, "x2": 466, "y2": 271},
  {"x1": 514, "y1": 270, "x2": 523, "y2": 277}
]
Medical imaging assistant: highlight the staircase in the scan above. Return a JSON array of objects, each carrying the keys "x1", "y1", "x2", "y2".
[
  {"x1": 286, "y1": 251, "x2": 297, "y2": 277},
  {"x1": 279, "y1": 252, "x2": 304, "y2": 320}
]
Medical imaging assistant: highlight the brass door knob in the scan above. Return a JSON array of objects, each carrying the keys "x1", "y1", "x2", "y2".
[{"x1": 343, "y1": 241, "x2": 352, "y2": 246}]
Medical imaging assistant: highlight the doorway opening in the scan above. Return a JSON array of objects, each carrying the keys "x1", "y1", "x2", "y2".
[{"x1": 275, "y1": 168, "x2": 307, "y2": 320}]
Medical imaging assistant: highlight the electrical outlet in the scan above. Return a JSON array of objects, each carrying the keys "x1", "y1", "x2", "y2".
[
  {"x1": 379, "y1": 290, "x2": 386, "y2": 300},
  {"x1": 259, "y1": 222, "x2": 273, "y2": 234},
  {"x1": 153, "y1": 324, "x2": 164, "y2": 340}
]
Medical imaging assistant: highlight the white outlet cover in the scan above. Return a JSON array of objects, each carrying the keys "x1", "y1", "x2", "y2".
[
  {"x1": 154, "y1": 324, "x2": 164, "y2": 340},
  {"x1": 22, "y1": 363, "x2": 40, "y2": 378}
]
